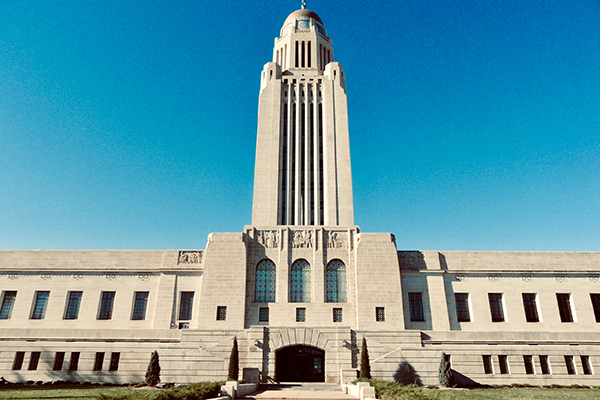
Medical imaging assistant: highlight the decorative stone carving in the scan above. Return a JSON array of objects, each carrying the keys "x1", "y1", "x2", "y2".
[
  {"x1": 257, "y1": 230, "x2": 279, "y2": 248},
  {"x1": 325, "y1": 231, "x2": 346, "y2": 248},
  {"x1": 40, "y1": 274, "x2": 52, "y2": 280},
  {"x1": 455, "y1": 274, "x2": 466, "y2": 282},
  {"x1": 555, "y1": 275, "x2": 567, "y2": 283},
  {"x1": 292, "y1": 230, "x2": 313, "y2": 248},
  {"x1": 8, "y1": 273, "x2": 18, "y2": 280},
  {"x1": 73, "y1": 274, "x2": 84, "y2": 280},
  {"x1": 138, "y1": 274, "x2": 150, "y2": 281},
  {"x1": 106, "y1": 274, "x2": 117, "y2": 281},
  {"x1": 522, "y1": 275, "x2": 533, "y2": 282},
  {"x1": 488, "y1": 275, "x2": 500, "y2": 282},
  {"x1": 590, "y1": 276, "x2": 599, "y2": 283},
  {"x1": 178, "y1": 251, "x2": 202, "y2": 264}
]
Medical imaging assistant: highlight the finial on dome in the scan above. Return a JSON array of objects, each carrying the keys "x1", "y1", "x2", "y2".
[{"x1": 301, "y1": 0, "x2": 306, "y2": 10}]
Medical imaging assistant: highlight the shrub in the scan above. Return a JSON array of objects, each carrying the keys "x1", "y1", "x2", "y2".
[
  {"x1": 154, "y1": 381, "x2": 226, "y2": 400},
  {"x1": 364, "y1": 379, "x2": 442, "y2": 400},
  {"x1": 145, "y1": 351, "x2": 161, "y2": 387},
  {"x1": 360, "y1": 337, "x2": 372, "y2": 379},
  {"x1": 228, "y1": 337, "x2": 239, "y2": 381},
  {"x1": 438, "y1": 353, "x2": 453, "y2": 387},
  {"x1": 393, "y1": 360, "x2": 422, "y2": 386}
]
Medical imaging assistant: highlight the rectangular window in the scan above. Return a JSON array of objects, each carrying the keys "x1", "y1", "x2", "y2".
[
  {"x1": 408, "y1": 292, "x2": 424, "y2": 321},
  {"x1": 565, "y1": 355, "x2": 576, "y2": 375},
  {"x1": 581, "y1": 356, "x2": 593, "y2": 375},
  {"x1": 539, "y1": 355, "x2": 551, "y2": 375},
  {"x1": 522, "y1": 293, "x2": 540, "y2": 322},
  {"x1": 132, "y1": 291, "x2": 149, "y2": 320},
  {"x1": 109, "y1": 352, "x2": 120, "y2": 372},
  {"x1": 557, "y1": 293, "x2": 574, "y2": 322},
  {"x1": 296, "y1": 307, "x2": 306, "y2": 322},
  {"x1": 216, "y1": 306, "x2": 227, "y2": 321},
  {"x1": 590, "y1": 294, "x2": 600, "y2": 323},
  {"x1": 376, "y1": 307, "x2": 385, "y2": 322},
  {"x1": 482, "y1": 355, "x2": 493, "y2": 374},
  {"x1": 455, "y1": 293, "x2": 470, "y2": 322},
  {"x1": 333, "y1": 308, "x2": 343, "y2": 322},
  {"x1": 0, "y1": 291, "x2": 17, "y2": 319},
  {"x1": 28, "y1": 351, "x2": 40, "y2": 370},
  {"x1": 64, "y1": 291, "x2": 83, "y2": 320},
  {"x1": 31, "y1": 291, "x2": 50, "y2": 319},
  {"x1": 488, "y1": 293, "x2": 505, "y2": 322},
  {"x1": 98, "y1": 291, "x2": 115, "y2": 320},
  {"x1": 259, "y1": 307, "x2": 269, "y2": 322},
  {"x1": 498, "y1": 355, "x2": 509, "y2": 374},
  {"x1": 53, "y1": 352, "x2": 65, "y2": 371},
  {"x1": 68, "y1": 352, "x2": 80, "y2": 371},
  {"x1": 179, "y1": 292, "x2": 194, "y2": 320},
  {"x1": 524, "y1": 355, "x2": 535, "y2": 375},
  {"x1": 12, "y1": 352, "x2": 25, "y2": 370},
  {"x1": 93, "y1": 352, "x2": 105, "y2": 371}
]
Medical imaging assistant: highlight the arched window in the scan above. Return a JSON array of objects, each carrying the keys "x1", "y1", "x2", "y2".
[
  {"x1": 255, "y1": 259, "x2": 276, "y2": 302},
  {"x1": 289, "y1": 259, "x2": 311, "y2": 303},
  {"x1": 325, "y1": 259, "x2": 347, "y2": 303}
]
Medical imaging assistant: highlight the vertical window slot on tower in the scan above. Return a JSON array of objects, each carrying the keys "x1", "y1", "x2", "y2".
[
  {"x1": 308, "y1": 41, "x2": 311, "y2": 68},
  {"x1": 295, "y1": 41, "x2": 299, "y2": 68}
]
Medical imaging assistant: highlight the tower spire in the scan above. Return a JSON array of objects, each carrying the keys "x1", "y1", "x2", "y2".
[{"x1": 301, "y1": 0, "x2": 306, "y2": 10}]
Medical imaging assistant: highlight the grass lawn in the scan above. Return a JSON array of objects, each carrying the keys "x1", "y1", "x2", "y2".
[
  {"x1": 445, "y1": 387, "x2": 600, "y2": 400},
  {"x1": 0, "y1": 385, "x2": 158, "y2": 400}
]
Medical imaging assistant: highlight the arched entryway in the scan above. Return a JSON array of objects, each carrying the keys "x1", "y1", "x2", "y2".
[{"x1": 275, "y1": 345, "x2": 325, "y2": 382}]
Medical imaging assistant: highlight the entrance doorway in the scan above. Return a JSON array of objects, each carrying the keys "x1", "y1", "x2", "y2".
[{"x1": 275, "y1": 345, "x2": 325, "y2": 382}]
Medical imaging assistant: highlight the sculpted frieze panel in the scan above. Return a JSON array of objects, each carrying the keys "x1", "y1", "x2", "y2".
[
  {"x1": 325, "y1": 231, "x2": 346, "y2": 249},
  {"x1": 178, "y1": 250, "x2": 202, "y2": 265},
  {"x1": 291, "y1": 230, "x2": 313, "y2": 248},
  {"x1": 257, "y1": 230, "x2": 280, "y2": 248}
]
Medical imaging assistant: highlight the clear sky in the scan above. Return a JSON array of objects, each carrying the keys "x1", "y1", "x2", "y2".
[{"x1": 1, "y1": 0, "x2": 599, "y2": 251}]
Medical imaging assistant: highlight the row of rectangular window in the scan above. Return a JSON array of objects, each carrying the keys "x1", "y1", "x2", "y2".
[
  {"x1": 406, "y1": 292, "x2": 600, "y2": 323},
  {"x1": 12, "y1": 351, "x2": 119, "y2": 372},
  {"x1": 256, "y1": 307, "x2": 387, "y2": 323},
  {"x1": 482, "y1": 354, "x2": 593, "y2": 375},
  {"x1": 0, "y1": 290, "x2": 195, "y2": 322}
]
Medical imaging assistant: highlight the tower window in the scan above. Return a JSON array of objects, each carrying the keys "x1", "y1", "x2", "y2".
[
  {"x1": 289, "y1": 259, "x2": 311, "y2": 302},
  {"x1": 325, "y1": 259, "x2": 347, "y2": 302},
  {"x1": 255, "y1": 259, "x2": 276, "y2": 302}
]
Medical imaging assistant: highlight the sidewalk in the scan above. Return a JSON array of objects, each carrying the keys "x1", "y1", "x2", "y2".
[{"x1": 242, "y1": 383, "x2": 359, "y2": 400}]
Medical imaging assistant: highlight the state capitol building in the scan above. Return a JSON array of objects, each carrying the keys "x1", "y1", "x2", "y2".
[{"x1": 1, "y1": 5, "x2": 599, "y2": 387}]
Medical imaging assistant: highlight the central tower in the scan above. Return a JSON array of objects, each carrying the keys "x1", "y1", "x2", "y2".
[{"x1": 251, "y1": 8, "x2": 354, "y2": 226}]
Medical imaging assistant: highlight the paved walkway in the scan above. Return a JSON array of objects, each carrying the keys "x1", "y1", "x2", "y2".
[{"x1": 242, "y1": 383, "x2": 359, "y2": 400}]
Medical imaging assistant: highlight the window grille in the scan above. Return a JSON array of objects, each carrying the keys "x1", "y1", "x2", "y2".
[
  {"x1": 557, "y1": 293, "x2": 574, "y2": 322},
  {"x1": 333, "y1": 308, "x2": 343, "y2": 322},
  {"x1": 178, "y1": 292, "x2": 194, "y2": 320},
  {"x1": 376, "y1": 307, "x2": 385, "y2": 322},
  {"x1": 31, "y1": 291, "x2": 50, "y2": 319},
  {"x1": 0, "y1": 291, "x2": 16, "y2": 319},
  {"x1": 289, "y1": 259, "x2": 311, "y2": 302},
  {"x1": 522, "y1": 293, "x2": 539, "y2": 322},
  {"x1": 255, "y1": 259, "x2": 276, "y2": 302},
  {"x1": 488, "y1": 293, "x2": 505, "y2": 322},
  {"x1": 454, "y1": 293, "x2": 470, "y2": 322},
  {"x1": 64, "y1": 291, "x2": 82, "y2": 320},
  {"x1": 296, "y1": 307, "x2": 306, "y2": 322},
  {"x1": 132, "y1": 292, "x2": 149, "y2": 320},
  {"x1": 217, "y1": 306, "x2": 227, "y2": 321},
  {"x1": 259, "y1": 307, "x2": 269, "y2": 322},
  {"x1": 98, "y1": 292, "x2": 115, "y2": 320},
  {"x1": 408, "y1": 293, "x2": 424, "y2": 321},
  {"x1": 325, "y1": 259, "x2": 347, "y2": 303}
]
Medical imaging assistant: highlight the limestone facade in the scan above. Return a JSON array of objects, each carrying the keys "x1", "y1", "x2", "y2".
[{"x1": 1, "y1": 7, "x2": 599, "y2": 387}]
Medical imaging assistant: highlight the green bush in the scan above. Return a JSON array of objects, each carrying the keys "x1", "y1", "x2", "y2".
[
  {"x1": 228, "y1": 337, "x2": 239, "y2": 381},
  {"x1": 358, "y1": 379, "x2": 443, "y2": 400},
  {"x1": 145, "y1": 351, "x2": 161, "y2": 387},
  {"x1": 154, "y1": 381, "x2": 225, "y2": 400},
  {"x1": 360, "y1": 337, "x2": 372, "y2": 379},
  {"x1": 438, "y1": 353, "x2": 453, "y2": 387}
]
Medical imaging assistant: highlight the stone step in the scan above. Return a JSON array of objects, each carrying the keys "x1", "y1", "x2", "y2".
[{"x1": 243, "y1": 383, "x2": 358, "y2": 400}]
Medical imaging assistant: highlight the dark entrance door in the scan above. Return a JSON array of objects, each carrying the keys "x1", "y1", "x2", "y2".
[{"x1": 275, "y1": 345, "x2": 325, "y2": 382}]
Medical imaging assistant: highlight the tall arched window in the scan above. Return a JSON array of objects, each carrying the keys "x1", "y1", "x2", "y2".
[
  {"x1": 325, "y1": 259, "x2": 347, "y2": 303},
  {"x1": 289, "y1": 259, "x2": 311, "y2": 303},
  {"x1": 255, "y1": 259, "x2": 276, "y2": 302}
]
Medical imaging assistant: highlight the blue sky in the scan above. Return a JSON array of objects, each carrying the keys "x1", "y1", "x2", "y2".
[{"x1": 1, "y1": 0, "x2": 599, "y2": 251}]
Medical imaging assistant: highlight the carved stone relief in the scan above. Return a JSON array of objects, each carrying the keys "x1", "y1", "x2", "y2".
[
  {"x1": 178, "y1": 250, "x2": 202, "y2": 264},
  {"x1": 257, "y1": 230, "x2": 279, "y2": 248},
  {"x1": 292, "y1": 230, "x2": 313, "y2": 248},
  {"x1": 326, "y1": 232, "x2": 345, "y2": 249}
]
